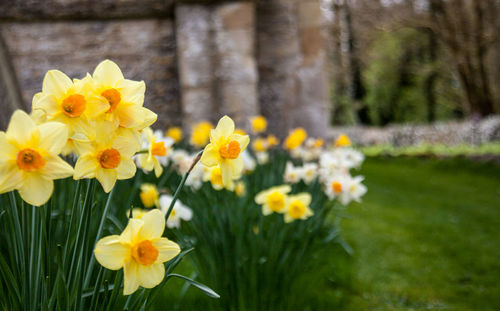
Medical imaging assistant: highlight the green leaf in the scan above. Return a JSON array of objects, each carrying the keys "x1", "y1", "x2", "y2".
[{"x1": 166, "y1": 273, "x2": 220, "y2": 298}]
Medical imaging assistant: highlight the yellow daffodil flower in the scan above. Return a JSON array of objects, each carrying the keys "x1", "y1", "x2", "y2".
[
  {"x1": 0, "y1": 110, "x2": 74, "y2": 206},
  {"x1": 137, "y1": 128, "x2": 173, "y2": 177},
  {"x1": 139, "y1": 183, "x2": 160, "y2": 208},
  {"x1": 252, "y1": 137, "x2": 269, "y2": 152},
  {"x1": 129, "y1": 208, "x2": 148, "y2": 219},
  {"x1": 166, "y1": 127, "x2": 183, "y2": 143},
  {"x1": 255, "y1": 185, "x2": 291, "y2": 215},
  {"x1": 335, "y1": 134, "x2": 351, "y2": 147},
  {"x1": 73, "y1": 121, "x2": 137, "y2": 193},
  {"x1": 202, "y1": 166, "x2": 233, "y2": 190},
  {"x1": 235, "y1": 181, "x2": 246, "y2": 197},
  {"x1": 266, "y1": 134, "x2": 279, "y2": 147},
  {"x1": 94, "y1": 209, "x2": 180, "y2": 295},
  {"x1": 190, "y1": 121, "x2": 213, "y2": 148},
  {"x1": 284, "y1": 127, "x2": 307, "y2": 150},
  {"x1": 234, "y1": 128, "x2": 247, "y2": 136},
  {"x1": 200, "y1": 116, "x2": 250, "y2": 187},
  {"x1": 284, "y1": 193, "x2": 313, "y2": 223},
  {"x1": 32, "y1": 70, "x2": 110, "y2": 155},
  {"x1": 91, "y1": 60, "x2": 157, "y2": 130},
  {"x1": 250, "y1": 115, "x2": 267, "y2": 134}
]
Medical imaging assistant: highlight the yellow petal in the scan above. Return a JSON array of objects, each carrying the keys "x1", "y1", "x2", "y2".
[
  {"x1": 229, "y1": 157, "x2": 244, "y2": 179},
  {"x1": 116, "y1": 158, "x2": 136, "y2": 179},
  {"x1": 153, "y1": 238, "x2": 181, "y2": 263},
  {"x1": 41, "y1": 156, "x2": 74, "y2": 180},
  {"x1": 7, "y1": 110, "x2": 36, "y2": 144},
  {"x1": 120, "y1": 218, "x2": 143, "y2": 244},
  {"x1": 116, "y1": 102, "x2": 143, "y2": 129},
  {"x1": 38, "y1": 122, "x2": 69, "y2": 154},
  {"x1": 42, "y1": 70, "x2": 73, "y2": 99},
  {"x1": 200, "y1": 144, "x2": 220, "y2": 167},
  {"x1": 85, "y1": 95, "x2": 110, "y2": 118},
  {"x1": 117, "y1": 79, "x2": 146, "y2": 104},
  {"x1": 138, "y1": 107, "x2": 157, "y2": 130},
  {"x1": 137, "y1": 263, "x2": 165, "y2": 289},
  {"x1": 214, "y1": 115, "x2": 234, "y2": 139},
  {"x1": 113, "y1": 131, "x2": 139, "y2": 158},
  {"x1": 93, "y1": 60, "x2": 124, "y2": 87},
  {"x1": 94, "y1": 235, "x2": 129, "y2": 270},
  {"x1": 294, "y1": 193, "x2": 312, "y2": 206},
  {"x1": 262, "y1": 205, "x2": 272, "y2": 216},
  {"x1": 96, "y1": 168, "x2": 118, "y2": 193},
  {"x1": 219, "y1": 160, "x2": 233, "y2": 187},
  {"x1": 153, "y1": 161, "x2": 163, "y2": 178},
  {"x1": 123, "y1": 260, "x2": 139, "y2": 295},
  {"x1": 138, "y1": 209, "x2": 165, "y2": 240},
  {"x1": 229, "y1": 134, "x2": 250, "y2": 152},
  {"x1": 0, "y1": 132, "x2": 17, "y2": 159},
  {"x1": 32, "y1": 94, "x2": 59, "y2": 117},
  {"x1": 18, "y1": 173, "x2": 54, "y2": 206},
  {"x1": 74, "y1": 154, "x2": 98, "y2": 179},
  {"x1": 0, "y1": 164, "x2": 23, "y2": 193},
  {"x1": 284, "y1": 214, "x2": 294, "y2": 223}
]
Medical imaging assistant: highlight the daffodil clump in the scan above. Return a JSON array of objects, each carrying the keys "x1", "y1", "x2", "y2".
[
  {"x1": 0, "y1": 61, "x2": 217, "y2": 310},
  {"x1": 143, "y1": 116, "x2": 367, "y2": 311}
]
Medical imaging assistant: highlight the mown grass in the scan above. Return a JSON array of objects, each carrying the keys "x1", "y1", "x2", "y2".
[
  {"x1": 157, "y1": 157, "x2": 500, "y2": 310},
  {"x1": 341, "y1": 157, "x2": 500, "y2": 311}
]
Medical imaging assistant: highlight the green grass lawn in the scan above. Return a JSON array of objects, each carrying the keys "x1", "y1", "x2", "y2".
[
  {"x1": 159, "y1": 157, "x2": 500, "y2": 310},
  {"x1": 340, "y1": 157, "x2": 500, "y2": 311}
]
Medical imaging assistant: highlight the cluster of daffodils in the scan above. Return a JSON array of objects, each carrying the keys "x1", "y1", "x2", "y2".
[
  {"x1": 134, "y1": 115, "x2": 366, "y2": 233},
  {"x1": 255, "y1": 185, "x2": 313, "y2": 223},
  {"x1": 282, "y1": 132, "x2": 367, "y2": 206},
  {"x1": 0, "y1": 60, "x2": 161, "y2": 205},
  {"x1": 132, "y1": 183, "x2": 193, "y2": 229}
]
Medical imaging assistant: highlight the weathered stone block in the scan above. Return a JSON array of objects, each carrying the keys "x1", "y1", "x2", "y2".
[{"x1": 1, "y1": 19, "x2": 180, "y2": 128}]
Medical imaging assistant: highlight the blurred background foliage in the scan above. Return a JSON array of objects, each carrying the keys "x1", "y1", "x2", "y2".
[{"x1": 328, "y1": 0, "x2": 499, "y2": 126}]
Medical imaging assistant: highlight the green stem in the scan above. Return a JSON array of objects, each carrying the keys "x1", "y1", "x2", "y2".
[
  {"x1": 164, "y1": 151, "x2": 202, "y2": 221},
  {"x1": 83, "y1": 186, "x2": 115, "y2": 288}
]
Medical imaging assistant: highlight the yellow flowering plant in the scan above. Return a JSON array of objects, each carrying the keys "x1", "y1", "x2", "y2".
[
  {"x1": 153, "y1": 120, "x2": 366, "y2": 311},
  {"x1": 200, "y1": 115, "x2": 250, "y2": 188},
  {"x1": 0, "y1": 61, "x2": 218, "y2": 311}
]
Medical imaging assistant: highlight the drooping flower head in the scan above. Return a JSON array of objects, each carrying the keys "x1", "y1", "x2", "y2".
[
  {"x1": 250, "y1": 115, "x2": 267, "y2": 134},
  {"x1": 139, "y1": 183, "x2": 160, "y2": 208},
  {"x1": 94, "y1": 209, "x2": 181, "y2": 295},
  {"x1": 91, "y1": 60, "x2": 157, "y2": 130},
  {"x1": 190, "y1": 121, "x2": 213, "y2": 148},
  {"x1": 137, "y1": 128, "x2": 173, "y2": 177},
  {"x1": 284, "y1": 193, "x2": 313, "y2": 223},
  {"x1": 0, "y1": 110, "x2": 74, "y2": 206},
  {"x1": 284, "y1": 127, "x2": 307, "y2": 150},
  {"x1": 73, "y1": 120, "x2": 138, "y2": 192},
  {"x1": 255, "y1": 185, "x2": 291, "y2": 215},
  {"x1": 200, "y1": 116, "x2": 250, "y2": 188}
]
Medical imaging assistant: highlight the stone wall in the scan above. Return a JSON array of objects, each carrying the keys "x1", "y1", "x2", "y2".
[
  {"x1": 328, "y1": 116, "x2": 500, "y2": 146},
  {"x1": 0, "y1": 0, "x2": 331, "y2": 136},
  {"x1": 176, "y1": 2, "x2": 258, "y2": 127}
]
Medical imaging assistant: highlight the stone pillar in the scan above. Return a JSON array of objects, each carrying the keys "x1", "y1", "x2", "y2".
[
  {"x1": 176, "y1": 2, "x2": 258, "y2": 128},
  {"x1": 257, "y1": 0, "x2": 330, "y2": 137},
  {"x1": 176, "y1": 5, "x2": 215, "y2": 126},
  {"x1": 294, "y1": 0, "x2": 330, "y2": 136},
  {"x1": 213, "y1": 2, "x2": 258, "y2": 125}
]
